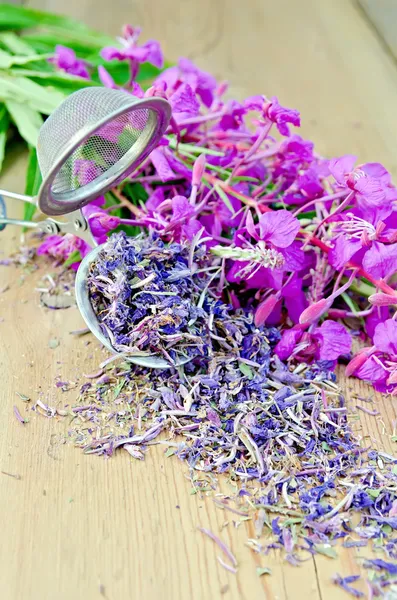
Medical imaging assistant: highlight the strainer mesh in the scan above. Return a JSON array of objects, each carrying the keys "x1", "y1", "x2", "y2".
[{"x1": 37, "y1": 88, "x2": 149, "y2": 195}]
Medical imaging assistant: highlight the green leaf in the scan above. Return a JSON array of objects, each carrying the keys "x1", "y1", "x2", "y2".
[
  {"x1": 0, "y1": 48, "x2": 49, "y2": 69},
  {"x1": 89, "y1": 54, "x2": 164, "y2": 86},
  {"x1": 5, "y1": 101, "x2": 43, "y2": 146},
  {"x1": 8, "y1": 67, "x2": 96, "y2": 92},
  {"x1": 0, "y1": 104, "x2": 9, "y2": 173},
  {"x1": 23, "y1": 147, "x2": 42, "y2": 222},
  {"x1": 367, "y1": 489, "x2": 381, "y2": 499},
  {"x1": 0, "y1": 72, "x2": 66, "y2": 114},
  {"x1": 239, "y1": 362, "x2": 254, "y2": 380},
  {"x1": 63, "y1": 250, "x2": 82, "y2": 268},
  {"x1": 0, "y1": 32, "x2": 36, "y2": 55},
  {"x1": 0, "y1": 5, "x2": 113, "y2": 48},
  {"x1": 113, "y1": 379, "x2": 126, "y2": 400},
  {"x1": 123, "y1": 182, "x2": 149, "y2": 206},
  {"x1": 214, "y1": 184, "x2": 235, "y2": 214},
  {"x1": 314, "y1": 544, "x2": 337, "y2": 559}
]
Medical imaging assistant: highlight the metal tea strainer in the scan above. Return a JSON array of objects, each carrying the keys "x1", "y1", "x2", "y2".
[
  {"x1": 0, "y1": 87, "x2": 171, "y2": 244},
  {"x1": 0, "y1": 86, "x2": 177, "y2": 368}
]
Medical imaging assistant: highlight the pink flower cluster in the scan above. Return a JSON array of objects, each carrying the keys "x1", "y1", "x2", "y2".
[{"x1": 42, "y1": 25, "x2": 397, "y2": 394}]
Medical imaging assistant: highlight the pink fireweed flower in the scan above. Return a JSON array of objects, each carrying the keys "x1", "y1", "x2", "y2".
[
  {"x1": 329, "y1": 209, "x2": 397, "y2": 279},
  {"x1": 161, "y1": 196, "x2": 202, "y2": 242},
  {"x1": 227, "y1": 209, "x2": 305, "y2": 291},
  {"x1": 350, "y1": 320, "x2": 397, "y2": 393},
  {"x1": 37, "y1": 234, "x2": 90, "y2": 270},
  {"x1": 101, "y1": 25, "x2": 163, "y2": 69},
  {"x1": 155, "y1": 57, "x2": 217, "y2": 108},
  {"x1": 98, "y1": 65, "x2": 144, "y2": 97},
  {"x1": 244, "y1": 95, "x2": 300, "y2": 136},
  {"x1": 200, "y1": 193, "x2": 241, "y2": 237},
  {"x1": 275, "y1": 320, "x2": 352, "y2": 366},
  {"x1": 81, "y1": 205, "x2": 121, "y2": 245},
  {"x1": 48, "y1": 45, "x2": 90, "y2": 79},
  {"x1": 328, "y1": 155, "x2": 397, "y2": 216}
]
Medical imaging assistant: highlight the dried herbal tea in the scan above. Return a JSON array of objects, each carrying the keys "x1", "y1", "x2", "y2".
[{"x1": 87, "y1": 232, "x2": 226, "y2": 364}]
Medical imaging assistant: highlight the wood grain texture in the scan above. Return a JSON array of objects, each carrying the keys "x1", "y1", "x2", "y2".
[
  {"x1": 0, "y1": 0, "x2": 396, "y2": 598},
  {"x1": 358, "y1": 0, "x2": 397, "y2": 60}
]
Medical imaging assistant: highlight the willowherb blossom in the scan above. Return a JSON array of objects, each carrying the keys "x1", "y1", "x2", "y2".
[
  {"x1": 275, "y1": 320, "x2": 352, "y2": 366},
  {"x1": 101, "y1": 25, "x2": 163, "y2": 69},
  {"x1": 48, "y1": 45, "x2": 90, "y2": 79}
]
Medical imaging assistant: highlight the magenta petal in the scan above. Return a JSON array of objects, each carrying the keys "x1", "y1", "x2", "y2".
[
  {"x1": 258, "y1": 210, "x2": 300, "y2": 248},
  {"x1": 181, "y1": 219, "x2": 202, "y2": 241},
  {"x1": 245, "y1": 210, "x2": 258, "y2": 239},
  {"x1": 150, "y1": 148, "x2": 176, "y2": 182},
  {"x1": 362, "y1": 241, "x2": 397, "y2": 279},
  {"x1": 361, "y1": 162, "x2": 390, "y2": 182},
  {"x1": 328, "y1": 235, "x2": 362, "y2": 270},
  {"x1": 171, "y1": 195, "x2": 195, "y2": 220},
  {"x1": 170, "y1": 83, "x2": 200, "y2": 116},
  {"x1": 355, "y1": 355, "x2": 388, "y2": 384},
  {"x1": 373, "y1": 319, "x2": 397, "y2": 355},
  {"x1": 275, "y1": 328, "x2": 303, "y2": 361},
  {"x1": 365, "y1": 306, "x2": 390, "y2": 341},
  {"x1": 280, "y1": 242, "x2": 310, "y2": 271},
  {"x1": 328, "y1": 154, "x2": 357, "y2": 185},
  {"x1": 282, "y1": 275, "x2": 307, "y2": 323},
  {"x1": 314, "y1": 320, "x2": 352, "y2": 361},
  {"x1": 98, "y1": 65, "x2": 116, "y2": 89},
  {"x1": 354, "y1": 176, "x2": 385, "y2": 205}
]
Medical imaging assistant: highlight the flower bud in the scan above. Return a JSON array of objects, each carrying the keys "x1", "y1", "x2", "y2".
[
  {"x1": 254, "y1": 294, "x2": 280, "y2": 327},
  {"x1": 299, "y1": 298, "x2": 332, "y2": 325},
  {"x1": 345, "y1": 347, "x2": 374, "y2": 377},
  {"x1": 369, "y1": 293, "x2": 397, "y2": 307},
  {"x1": 192, "y1": 153, "x2": 206, "y2": 188}
]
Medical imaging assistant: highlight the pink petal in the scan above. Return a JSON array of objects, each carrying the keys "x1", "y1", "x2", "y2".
[
  {"x1": 354, "y1": 176, "x2": 385, "y2": 205},
  {"x1": 314, "y1": 320, "x2": 352, "y2": 361},
  {"x1": 150, "y1": 148, "x2": 176, "y2": 182},
  {"x1": 355, "y1": 355, "x2": 388, "y2": 384},
  {"x1": 171, "y1": 196, "x2": 195, "y2": 220},
  {"x1": 373, "y1": 319, "x2": 397, "y2": 355},
  {"x1": 258, "y1": 210, "x2": 300, "y2": 248},
  {"x1": 360, "y1": 162, "x2": 390, "y2": 182},
  {"x1": 362, "y1": 242, "x2": 397, "y2": 279},
  {"x1": 328, "y1": 154, "x2": 357, "y2": 185},
  {"x1": 274, "y1": 328, "x2": 303, "y2": 361},
  {"x1": 245, "y1": 210, "x2": 258, "y2": 239},
  {"x1": 328, "y1": 236, "x2": 362, "y2": 270},
  {"x1": 365, "y1": 306, "x2": 390, "y2": 340},
  {"x1": 170, "y1": 83, "x2": 200, "y2": 116}
]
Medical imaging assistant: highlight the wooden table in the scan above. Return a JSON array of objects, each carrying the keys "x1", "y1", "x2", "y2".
[{"x1": 1, "y1": 1, "x2": 397, "y2": 598}]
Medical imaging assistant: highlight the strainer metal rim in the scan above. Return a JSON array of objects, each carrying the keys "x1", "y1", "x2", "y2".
[
  {"x1": 37, "y1": 93, "x2": 171, "y2": 216},
  {"x1": 75, "y1": 244, "x2": 191, "y2": 369}
]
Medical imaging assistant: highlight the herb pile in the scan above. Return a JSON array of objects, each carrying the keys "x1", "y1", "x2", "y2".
[
  {"x1": 39, "y1": 310, "x2": 397, "y2": 597},
  {"x1": 87, "y1": 232, "x2": 215, "y2": 362}
]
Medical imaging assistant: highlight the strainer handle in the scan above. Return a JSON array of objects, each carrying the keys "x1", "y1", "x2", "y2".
[{"x1": 0, "y1": 189, "x2": 36, "y2": 204}]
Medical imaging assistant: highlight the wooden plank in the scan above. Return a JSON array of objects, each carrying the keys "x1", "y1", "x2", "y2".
[
  {"x1": 359, "y1": 0, "x2": 397, "y2": 60},
  {"x1": 0, "y1": 0, "x2": 396, "y2": 598}
]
